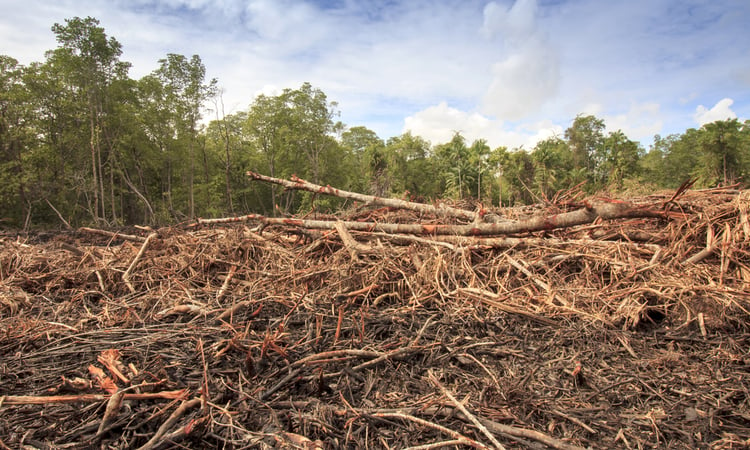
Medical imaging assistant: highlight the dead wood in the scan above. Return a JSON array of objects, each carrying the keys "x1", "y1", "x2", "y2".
[
  {"x1": 199, "y1": 198, "x2": 666, "y2": 236},
  {"x1": 247, "y1": 171, "x2": 480, "y2": 221},
  {"x1": 2, "y1": 186, "x2": 750, "y2": 449}
]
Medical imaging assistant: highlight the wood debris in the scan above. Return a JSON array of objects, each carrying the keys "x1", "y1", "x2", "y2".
[{"x1": 1, "y1": 177, "x2": 749, "y2": 449}]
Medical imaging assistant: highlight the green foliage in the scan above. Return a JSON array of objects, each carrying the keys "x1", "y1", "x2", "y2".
[
  {"x1": 531, "y1": 137, "x2": 572, "y2": 198},
  {"x1": 341, "y1": 126, "x2": 384, "y2": 194},
  {"x1": 0, "y1": 56, "x2": 31, "y2": 227},
  {"x1": 1, "y1": 16, "x2": 749, "y2": 229},
  {"x1": 565, "y1": 114, "x2": 605, "y2": 177},
  {"x1": 434, "y1": 133, "x2": 473, "y2": 200},
  {"x1": 644, "y1": 120, "x2": 750, "y2": 189},
  {"x1": 600, "y1": 130, "x2": 642, "y2": 189},
  {"x1": 696, "y1": 119, "x2": 748, "y2": 186},
  {"x1": 243, "y1": 83, "x2": 344, "y2": 214},
  {"x1": 500, "y1": 149, "x2": 535, "y2": 205},
  {"x1": 381, "y1": 132, "x2": 438, "y2": 199}
]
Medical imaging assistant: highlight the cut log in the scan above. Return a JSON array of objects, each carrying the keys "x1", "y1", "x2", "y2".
[
  {"x1": 246, "y1": 171, "x2": 479, "y2": 222},
  {"x1": 199, "y1": 199, "x2": 665, "y2": 236}
]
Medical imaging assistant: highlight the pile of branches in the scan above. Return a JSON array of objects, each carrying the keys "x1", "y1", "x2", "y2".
[{"x1": 1, "y1": 174, "x2": 749, "y2": 449}]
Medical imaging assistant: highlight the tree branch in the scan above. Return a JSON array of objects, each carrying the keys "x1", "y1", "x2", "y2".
[{"x1": 247, "y1": 171, "x2": 479, "y2": 222}]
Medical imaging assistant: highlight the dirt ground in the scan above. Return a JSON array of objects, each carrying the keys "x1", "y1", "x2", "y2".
[{"x1": 1, "y1": 186, "x2": 749, "y2": 449}]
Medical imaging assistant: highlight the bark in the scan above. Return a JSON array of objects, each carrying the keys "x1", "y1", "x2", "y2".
[
  {"x1": 89, "y1": 112, "x2": 99, "y2": 223},
  {"x1": 198, "y1": 199, "x2": 665, "y2": 236},
  {"x1": 246, "y1": 171, "x2": 479, "y2": 222},
  {"x1": 122, "y1": 169, "x2": 155, "y2": 223},
  {"x1": 188, "y1": 137, "x2": 195, "y2": 219}
]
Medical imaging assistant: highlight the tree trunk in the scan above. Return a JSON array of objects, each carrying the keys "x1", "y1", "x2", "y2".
[
  {"x1": 200, "y1": 199, "x2": 665, "y2": 236},
  {"x1": 122, "y1": 168, "x2": 155, "y2": 223},
  {"x1": 189, "y1": 136, "x2": 195, "y2": 219},
  {"x1": 202, "y1": 139, "x2": 210, "y2": 213},
  {"x1": 218, "y1": 97, "x2": 234, "y2": 214},
  {"x1": 89, "y1": 112, "x2": 99, "y2": 223},
  {"x1": 246, "y1": 171, "x2": 479, "y2": 222}
]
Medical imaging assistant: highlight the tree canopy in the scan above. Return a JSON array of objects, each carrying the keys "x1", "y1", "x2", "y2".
[{"x1": 1, "y1": 17, "x2": 748, "y2": 229}]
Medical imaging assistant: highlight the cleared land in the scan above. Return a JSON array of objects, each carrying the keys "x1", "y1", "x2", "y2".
[{"x1": 1, "y1": 181, "x2": 749, "y2": 449}]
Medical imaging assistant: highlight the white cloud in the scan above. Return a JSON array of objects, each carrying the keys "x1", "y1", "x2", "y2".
[
  {"x1": 404, "y1": 102, "x2": 490, "y2": 146},
  {"x1": 240, "y1": 0, "x2": 329, "y2": 52},
  {"x1": 481, "y1": 0, "x2": 536, "y2": 41},
  {"x1": 479, "y1": 0, "x2": 559, "y2": 120},
  {"x1": 0, "y1": 0, "x2": 748, "y2": 151},
  {"x1": 522, "y1": 120, "x2": 565, "y2": 147},
  {"x1": 605, "y1": 102, "x2": 663, "y2": 143},
  {"x1": 694, "y1": 98, "x2": 737, "y2": 126},
  {"x1": 482, "y1": 40, "x2": 559, "y2": 120},
  {"x1": 403, "y1": 102, "x2": 563, "y2": 150},
  {"x1": 254, "y1": 84, "x2": 281, "y2": 97}
]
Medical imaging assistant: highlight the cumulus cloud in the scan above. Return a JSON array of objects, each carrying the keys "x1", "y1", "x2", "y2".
[
  {"x1": 605, "y1": 102, "x2": 663, "y2": 143},
  {"x1": 481, "y1": 0, "x2": 536, "y2": 41},
  {"x1": 483, "y1": 40, "x2": 559, "y2": 121},
  {"x1": 2, "y1": 0, "x2": 747, "y2": 150},
  {"x1": 403, "y1": 102, "x2": 562, "y2": 150},
  {"x1": 479, "y1": 0, "x2": 559, "y2": 121},
  {"x1": 694, "y1": 98, "x2": 737, "y2": 126},
  {"x1": 241, "y1": 0, "x2": 327, "y2": 50},
  {"x1": 404, "y1": 102, "x2": 491, "y2": 145}
]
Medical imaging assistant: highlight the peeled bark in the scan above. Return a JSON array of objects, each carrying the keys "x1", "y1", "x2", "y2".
[
  {"x1": 198, "y1": 199, "x2": 665, "y2": 236},
  {"x1": 246, "y1": 171, "x2": 479, "y2": 222}
]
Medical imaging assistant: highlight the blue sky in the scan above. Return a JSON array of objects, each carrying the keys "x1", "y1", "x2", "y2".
[{"x1": 1, "y1": 0, "x2": 748, "y2": 150}]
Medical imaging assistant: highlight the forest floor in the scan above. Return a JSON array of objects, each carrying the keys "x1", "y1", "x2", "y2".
[{"x1": 1, "y1": 183, "x2": 749, "y2": 449}]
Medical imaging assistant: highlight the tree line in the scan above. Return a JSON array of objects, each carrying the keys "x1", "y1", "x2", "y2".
[{"x1": 1, "y1": 17, "x2": 749, "y2": 229}]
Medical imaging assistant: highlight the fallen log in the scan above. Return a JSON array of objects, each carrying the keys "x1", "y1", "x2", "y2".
[
  {"x1": 246, "y1": 171, "x2": 480, "y2": 222},
  {"x1": 198, "y1": 199, "x2": 666, "y2": 236}
]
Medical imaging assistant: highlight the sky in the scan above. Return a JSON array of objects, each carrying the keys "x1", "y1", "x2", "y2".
[{"x1": 1, "y1": 0, "x2": 749, "y2": 150}]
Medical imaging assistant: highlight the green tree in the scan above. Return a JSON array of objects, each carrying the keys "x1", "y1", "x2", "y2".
[
  {"x1": 434, "y1": 132, "x2": 471, "y2": 199},
  {"x1": 245, "y1": 92, "x2": 293, "y2": 212},
  {"x1": 285, "y1": 82, "x2": 341, "y2": 185},
  {"x1": 385, "y1": 132, "x2": 437, "y2": 198},
  {"x1": 244, "y1": 83, "x2": 344, "y2": 213},
  {"x1": 0, "y1": 56, "x2": 33, "y2": 227},
  {"x1": 659, "y1": 131, "x2": 701, "y2": 188},
  {"x1": 639, "y1": 134, "x2": 668, "y2": 187},
  {"x1": 600, "y1": 130, "x2": 641, "y2": 189},
  {"x1": 468, "y1": 139, "x2": 491, "y2": 201},
  {"x1": 47, "y1": 16, "x2": 131, "y2": 224},
  {"x1": 341, "y1": 126, "x2": 384, "y2": 194},
  {"x1": 153, "y1": 54, "x2": 217, "y2": 219},
  {"x1": 565, "y1": 114, "x2": 605, "y2": 189},
  {"x1": 531, "y1": 137, "x2": 572, "y2": 198},
  {"x1": 696, "y1": 119, "x2": 748, "y2": 186},
  {"x1": 498, "y1": 148, "x2": 535, "y2": 205},
  {"x1": 206, "y1": 102, "x2": 248, "y2": 215},
  {"x1": 364, "y1": 136, "x2": 390, "y2": 196}
]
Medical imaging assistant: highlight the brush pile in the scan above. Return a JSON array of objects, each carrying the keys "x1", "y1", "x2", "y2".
[{"x1": 1, "y1": 176, "x2": 749, "y2": 449}]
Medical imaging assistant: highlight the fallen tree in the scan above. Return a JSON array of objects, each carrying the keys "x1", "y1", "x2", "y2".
[
  {"x1": 246, "y1": 170, "x2": 481, "y2": 222},
  {"x1": 209, "y1": 173, "x2": 671, "y2": 237},
  {"x1": 2, "y1": 179, "x2": 749, "y2": 449}
]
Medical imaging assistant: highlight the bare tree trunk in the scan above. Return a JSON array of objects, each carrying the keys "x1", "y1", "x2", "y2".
[
  {"x1": 109, "y1": 155, "x2": 116, "y2": 224},
  {"x1": 189, "y1": 137, "x2": 195, "y2": 219},
  {"x1": 269, "y1": 158, "x2": 277, "y2": 214},
  {"x1": 202, "y1": 139, "x2": 210, "y2": 213},
  {"x1": 97, "y1": 141, "x2": 105, "y2": 222},
  {"x1": 247, "y1": 171, "x2": 479, "y2": 222},
  {"x1": 89, "y1": 112, "x2": 99, "y2": 223},
  {"x1": 122, "y1": 169, "x2": 155, "y2": 224},
  {"x1": 199, "y1": 199, "x2": 665, "y2": 236},
  {"x1": 218, "y1": 94, "x2": 234, "y2": 214},
  {"x1": 93, "y1": 101, "x2": 107, "y2": 223}
]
